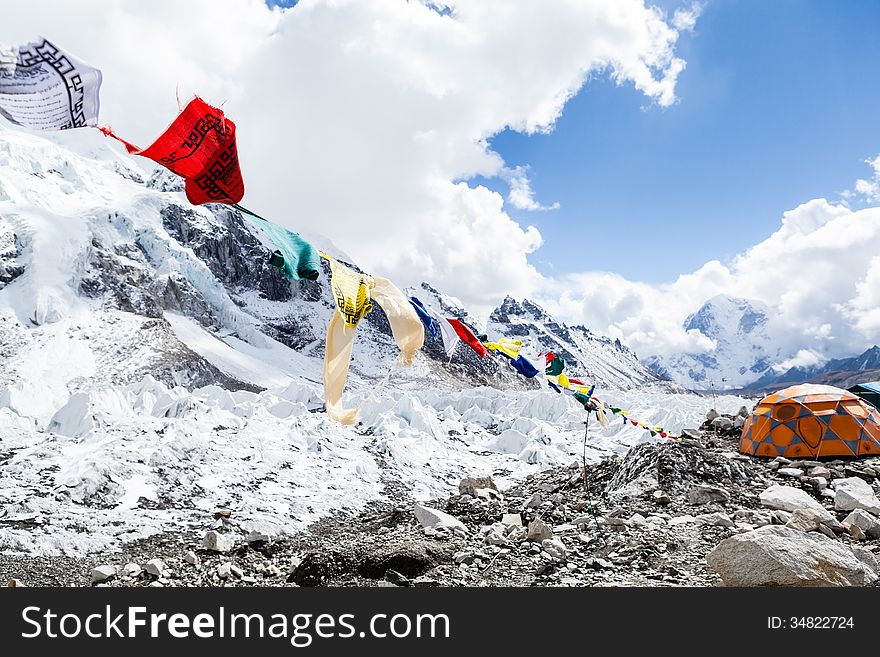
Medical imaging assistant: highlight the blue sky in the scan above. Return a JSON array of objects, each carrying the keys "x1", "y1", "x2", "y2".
[{"x1": 474, "y1": 0, "x2": 880, "y2": 282}]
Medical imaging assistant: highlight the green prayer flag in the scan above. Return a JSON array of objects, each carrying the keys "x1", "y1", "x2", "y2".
[{"x1": 236, "y1": 206, "x2": 320, "y2": 281}]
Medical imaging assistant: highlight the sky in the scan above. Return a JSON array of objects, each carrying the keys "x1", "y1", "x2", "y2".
[{"x1": 3, "y1": 0, "x2": 880, "y2": 368}]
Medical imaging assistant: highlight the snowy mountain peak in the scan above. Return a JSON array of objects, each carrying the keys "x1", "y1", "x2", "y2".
[
  {"x1": 683, "y1": 294, "x2": 770, "y2": 338},
  {"x1": 485, "y1": 295, "x2": 671, "y2": 390},
  {"x1": 649, "y1": 294, "x2": 780, "y2": 390}
]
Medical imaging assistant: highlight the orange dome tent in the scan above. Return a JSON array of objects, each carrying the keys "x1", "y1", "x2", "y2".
[{"x1": 739, "y1": 384, "x2": 880, "y2": 458}]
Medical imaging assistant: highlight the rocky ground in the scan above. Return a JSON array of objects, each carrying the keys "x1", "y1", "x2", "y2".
[{"x1": 4, "y1": 409, "x2": 880, "y2": 588}]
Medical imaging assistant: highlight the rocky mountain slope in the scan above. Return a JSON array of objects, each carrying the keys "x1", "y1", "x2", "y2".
[{"x1": 0, "y1": 121, "x2": 698, "y2": 558}]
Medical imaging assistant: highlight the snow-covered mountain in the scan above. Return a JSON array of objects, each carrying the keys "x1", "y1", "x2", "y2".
[
  {"x1": 487, "y1": 296, "x2": 670, "y2": 390},
  {"x1": 0, "y1": 122, "x2": 724, "y2": 555},
  {"x1": 646, "y1": 294, "x2": 783, "y2": 390}
]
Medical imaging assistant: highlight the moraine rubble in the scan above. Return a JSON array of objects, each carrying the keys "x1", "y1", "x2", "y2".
[{"x1": 4, "y1": 409, "x2": 880, "y2": 587}]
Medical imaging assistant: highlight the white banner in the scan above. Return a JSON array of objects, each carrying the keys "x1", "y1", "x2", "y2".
[{"x1": 0, "y1": 37, "x2": 101, "y2": 131}]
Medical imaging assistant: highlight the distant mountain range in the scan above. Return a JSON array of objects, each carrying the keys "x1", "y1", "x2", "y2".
[
  {"x1": 646, "y1": 293, "x2": 880, "y2": 393},
  {"x1": 747, "y1": 345, "x2": 880, "y2": 392}
]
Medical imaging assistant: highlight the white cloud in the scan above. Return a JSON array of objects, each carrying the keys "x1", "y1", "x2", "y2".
[
  {"x1": 772, "y1": 349, "x2": 825, "y2": 373},
  {"x1": 500, "y1": 165, "x2": 559, "y2": 211},
  {"x1": 0, "y1": 0, "x2": 694, "y2": 317},
  {"x1": 540, "y1": 198, "x2": 880, "y2": 366},
  {"x1": 849, "y1": 154, "x2": 880, "y2": 203},
  {"x1": 672, "y1": 2, "x2": 704, "y2": 32}
]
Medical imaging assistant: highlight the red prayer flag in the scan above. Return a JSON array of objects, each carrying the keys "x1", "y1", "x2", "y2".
[
  {"x1": 447, "y1": 319, "x2": 488, "y2": 358},
  {"x1": 101, "y1": 97, "x2": 244, "y2": 205}
]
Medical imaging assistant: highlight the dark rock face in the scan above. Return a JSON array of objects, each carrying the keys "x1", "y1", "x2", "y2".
[
  {"x1": 79, "y1": 236, "x2": 164, "y2": 319},
  {"x1": 161, "y1": 204, "x2": 294, "y2": 303},
  {"x1": 0, "y1": 227, "x2": 24, "y2": 290}
]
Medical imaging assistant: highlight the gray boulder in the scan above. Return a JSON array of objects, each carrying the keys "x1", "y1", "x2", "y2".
[
  {"x1": 843, "y1": 509, "x2": 880, "y2": 539},
  {"x1": 707, "y1": 525, "x2": 879, "y2": 586},
  {"x1": 834, "y1": 477, "x2": 880, "y2": 515},
  {"x1": 687, "y1": 484, "x2": 730, "y2": 505},
  {"x1": 758, "y1": 484, "x2": 833, "y2": 522}
]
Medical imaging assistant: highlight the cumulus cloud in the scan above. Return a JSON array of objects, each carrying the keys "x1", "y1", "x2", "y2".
[
  {"x1": 0, "y1": 0, "x2": 693, "y2": 315},
  {"x1": 500, "y1": 166, "x2": 559, "y2": 211},
  {"x1": 772, "y1": 349, "x2": 825, "y2": 373},
  {"x1": 847, "y1": 154, "x2": 880, "y2": 204},
  {"x1": 540, "y1": 198, "x2": 880, "y2": 366}
]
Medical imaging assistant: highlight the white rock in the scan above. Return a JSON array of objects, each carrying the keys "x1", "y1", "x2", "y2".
[
  {"x1": 143, "y1": 559, "x2": 166, "y2": 578},
  {"x1": 808, "y1": 466, "x2": 832, "y2": 479},
  {"x1": 696, "y1": 512, "x2": 734, "y2": 528},
  {"x1": 202, "y1": 530, "x2": 236, "y2": 553},
  {"x1": 91, "y1": 565, "x2": 117, "y2": 584},
  {"x1": 711, "y1": 416, "x2": 733, "y2": 431},
  {"x1": 758, "y1": 484, "x2": 833, "y2": 522},
  {"x1": 121, "y1": 563, "x2": 141, "y2": 577},
  {"x1": 229, "y1": 564, "x2": 244, "y2": 578},
  {"x1": 413, "y1": 504, "x2": 468, "y2": 533},
  {"x1": 834, "y1": 477, "x2": 880, "y2": 514},
  {"x1": 147, "y1": 582, "x2": 164, "y2": 588},
  {"x1": 628, "y1": 513, "x2": 647, "y2": 527},
  {"x1": 501, "y1": 513, "x2": 522, "y2": 527},
  {"x1": 843, "y1": 509, "x2": 880, "y2": 539},
  {"x1": 216, "y1": 563, "x2": 232, "y2": 579},
  {"x1": 541, "y1": 538, "x2": 567, "y2": 560},
  {"x1": 184, "y1": 551, "x2": 200, "y2": 566},
  {"x1": 707, "y1": 526, "x2": 879, "y2": 586},
  {"x1": 669, "y1": 515, "x2": 696, "y2": 526},
  {"x1": 777, "y1": 467, "x2": 804, "y2": 478},
  {"x1": 687, "y1": 484, "x2": 730, "y2": 505}
]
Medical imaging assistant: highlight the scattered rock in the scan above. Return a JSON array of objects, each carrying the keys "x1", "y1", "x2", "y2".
[
  {"x1": 784, "y1": 508, "x2": 824, "y2": 533},
  {"x1": 91, "y1": 565, "x2": 117, "y2": 584},
  {"x1": 652, "y1": 490, "x2": 671, "y2": 505},
  {"x1": 706, "y1": 409, "x2": 719, "y2": 422},
  {"x1": 247, "y1": 530, "x2": 271, "y2": 545},
  {"x1": 842, "y1": 509, "x2": 880, "y2": 539},
  {"x1": 846, "y1": 523, "x2": 867, "y2": 541},
  {"x1": 707, "y1": 526, "x2": 879, "y2": 587},
  {"x1": 144, "y1": 559, "x2": 166, "y2": 578},
  {"x1": 216, "y1": 563, "x2": 233, "y2": 579},
  {"x1": 184, "y1": 551, "x2": 200, "y2": 566},
  {"x1": 459, "y1": 476, "x2": 497, "y2": 497},
  {"x1": 808, "y1": 466, "x2": 832, "y2": 479},
  {"x1": 669, "y1": 515, "x2": 696, "y2": 526},
  {"x1": 121, "y1": 563, "x2": 141, "y2": 578},
  {"x1": 687, "y1": 484, "x2": 731, "y2": 505},
  {"x1": 758, "y1": 484, "x2": 833, "y2": 522},
  {"x1": 696, "y1": 512, "x2": 734, "y2": 528},
  {"x1": 541, "y1": 538, "x2": 567, "y2": 560},
  {"x1": 7, "y1": 579, "x2": 24, "y2": 587},
  {"x1": 834, "y1": 477, "x2": 880, "y2": 515},
  {"x1": 527, "y1": 518, "x2": 553, "y2": 542},
  {"x1": 710, "y1": 416, "x2": 733, "y2": 431},
  {"x1": 777, "y1": 467, "x2": 804, "y2": 479},
  {"x1": 203, "y1": 530, "x2": 236, "y2": 553},
  {"x1": 413, "y1": 504, "x2": 468, "y2": 533},
  {"x1": 501, "y1": 513, "x2": 522, "y2": 527}
]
